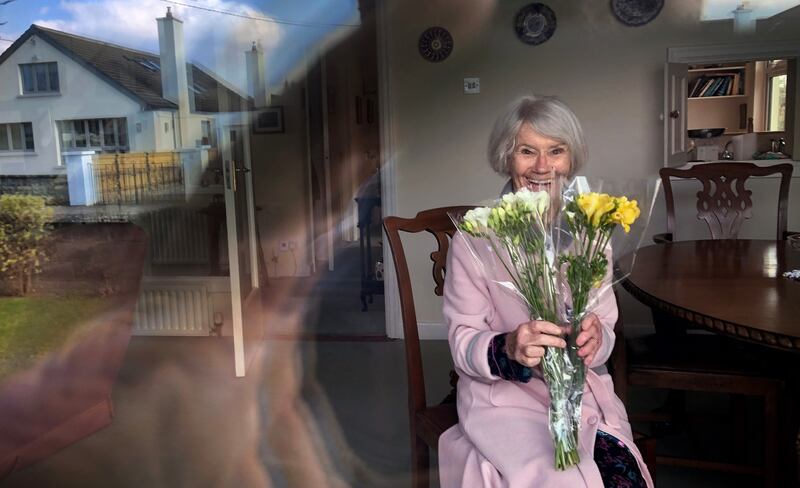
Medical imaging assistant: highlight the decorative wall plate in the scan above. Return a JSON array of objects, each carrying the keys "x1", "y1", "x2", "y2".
[
  {"x1": 418, "y1": 26, "x2": 453, "y2": 63},
  {"x1": 513, "y1": 3, "x2": 557, "y2": 45},
  {"x1": 611, "y1": 0, "x2": 664, "y2": 26}
]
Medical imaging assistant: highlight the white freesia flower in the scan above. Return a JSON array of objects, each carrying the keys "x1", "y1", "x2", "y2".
[
  {"x1": 464, "y1": 206, "x2": 491, "y2": 229},
  {"x1": 515, "y1": 188, "x2": 550, "y2": 215}
]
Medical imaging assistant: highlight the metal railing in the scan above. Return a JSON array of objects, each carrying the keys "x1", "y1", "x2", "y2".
[{"x1": 90, "y1": 152, "x2": 184, "y2": 205}]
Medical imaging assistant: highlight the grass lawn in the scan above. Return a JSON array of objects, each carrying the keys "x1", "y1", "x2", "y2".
[{"x1": 0, "y1": 296, "x2": 110, "y2": 380}]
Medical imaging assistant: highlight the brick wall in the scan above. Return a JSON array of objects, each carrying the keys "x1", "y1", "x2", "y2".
[{"x1": 0, "y1": 175, "x2": 69, "y2": 205}]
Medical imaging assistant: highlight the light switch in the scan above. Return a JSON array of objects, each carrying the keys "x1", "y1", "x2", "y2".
[{"x1": 463, "y1": 77, "x2": 480, "y2": 94}]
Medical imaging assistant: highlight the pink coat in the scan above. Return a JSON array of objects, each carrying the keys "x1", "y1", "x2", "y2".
[{"x1": 438, "y1": 232, "x2": 654, "y2": 488}]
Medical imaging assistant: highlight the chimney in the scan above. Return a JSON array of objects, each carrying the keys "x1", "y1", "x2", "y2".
[
  {"x1": 157, "y1": 7, "x2": 191, "y2": 147},
  {"x1": 245, "y1": 41, "x2": 268, "y2": 109}
]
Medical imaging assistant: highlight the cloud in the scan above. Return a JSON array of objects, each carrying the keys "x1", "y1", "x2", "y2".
[{"x1": 33, "y1": 0, "x2": 282, "y2": 92}]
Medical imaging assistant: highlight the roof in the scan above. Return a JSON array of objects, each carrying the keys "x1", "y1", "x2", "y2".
[{"x1": 0, "y1": 24, "x2": 253, "y2": 112}]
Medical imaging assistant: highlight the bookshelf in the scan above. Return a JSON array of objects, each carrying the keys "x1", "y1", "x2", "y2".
[{"x1": 687, "y1": 62, "x2": 755, "y2": 135}]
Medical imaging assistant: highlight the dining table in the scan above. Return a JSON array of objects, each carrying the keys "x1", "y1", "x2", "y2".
[
  {"x1": 617, "y1": 238, "x2": 800, "y2": 484},
  {"x1": 617, "y1": 239, "x2": 800, "y2": 353}
]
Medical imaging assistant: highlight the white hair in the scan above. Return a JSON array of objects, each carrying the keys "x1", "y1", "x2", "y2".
[{"x1": 487, "y1": 95, "x2": 587, "y2": 177}]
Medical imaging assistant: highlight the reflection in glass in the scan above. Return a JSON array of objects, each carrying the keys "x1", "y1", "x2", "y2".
[
  {"x1": 87, "y1": 119, "x2": 101, "y2": 147},
  {"x1": 763, "y1": 244, "x2": 777, "y2": 278},
  {"x1": 35, "y1": 63, "x2": 48, "y2": 91},
  {"x1": 9, "y1": 123, "x2": 22, "y2": 151},
  {"x1": 0, "y1": 124, "x2": 8, "y2": 151}
]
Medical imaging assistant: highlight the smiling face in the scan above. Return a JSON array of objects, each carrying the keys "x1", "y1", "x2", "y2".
[{"x1": 509, "y1": 123, "x2": 572, "y2": 193}]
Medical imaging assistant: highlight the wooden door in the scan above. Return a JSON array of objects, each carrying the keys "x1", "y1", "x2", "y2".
[{"x1": 664, "y1": 62, "x2": 688, "y2": 167}]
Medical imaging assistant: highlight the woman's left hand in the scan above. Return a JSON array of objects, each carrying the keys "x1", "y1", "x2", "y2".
[{"x1": 575, "y1": 313, "x2": 602, "y2": 366}]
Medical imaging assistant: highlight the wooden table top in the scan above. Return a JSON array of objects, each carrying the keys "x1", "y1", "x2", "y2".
[{"x1": 618, "y1": 239, "x2": 800, "y2": 353}]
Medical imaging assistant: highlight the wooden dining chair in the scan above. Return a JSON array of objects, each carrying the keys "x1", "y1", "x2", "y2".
[
  {"x1": 655, "y1": 162, "x2": 794, "y2": 243},
  {"x1": 383, "y1": 206, "x2": 471, "y2": 488},
  {"x1": 384, "y1": 206, "x2": 656, "y2": 487},
  {"x1": 619, "y1": 162, "x2": 794, "y2": 486}
]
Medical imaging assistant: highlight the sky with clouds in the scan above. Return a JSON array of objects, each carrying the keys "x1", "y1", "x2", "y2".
[{"x1": 0, "y1": 0, "x2": 360, "y2": 94}]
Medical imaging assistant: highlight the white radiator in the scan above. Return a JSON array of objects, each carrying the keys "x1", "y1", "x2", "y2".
[
  {"x1": 133, "y1": 282, "x2": 212, "y2": 336},
  {"x1": 139, "y1": 207, "x2": 210, "y2": 265}
]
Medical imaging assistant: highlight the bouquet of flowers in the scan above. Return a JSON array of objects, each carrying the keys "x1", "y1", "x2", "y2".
[{"x1": 456, "y1": 180, "x2": 644, "y2": 470}]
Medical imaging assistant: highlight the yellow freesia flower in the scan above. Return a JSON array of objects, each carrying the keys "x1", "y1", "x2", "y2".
[
  {"x1": 577, "y1": 192, "x2": 615, "y2": 228},
  {"x1": 611, "y1": 197, "x2": 641, "y2": 233}
]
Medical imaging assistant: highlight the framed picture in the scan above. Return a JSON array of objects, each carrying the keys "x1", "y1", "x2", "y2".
[{"x1": 253, "y1": 106, "x2": 284, "y2": 134}]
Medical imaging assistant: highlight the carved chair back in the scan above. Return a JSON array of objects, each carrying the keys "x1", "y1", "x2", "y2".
[
  {"x1": 383, "y1": 206, "x2": 473, "y2": 415},
  {"x1": 659, "y1": 162, "x2": 792, "y2": 241}
]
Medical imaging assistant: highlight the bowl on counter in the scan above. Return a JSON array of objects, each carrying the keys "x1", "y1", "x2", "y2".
[
  {"x1": 688, "y1": 128, "x2": 725, "y2": 139},
  {"x1": 789, "y1": 233, "x2": 800, "y2": 251}
]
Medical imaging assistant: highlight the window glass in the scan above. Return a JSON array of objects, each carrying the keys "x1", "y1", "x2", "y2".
[
  {"x1": 34, "y1": 63, "x2": 48, "y2": 92},
  {"x1": 59, "y1": 121, "x2": 74, "y2": 149},
  {"x1": 87, "y1": 119, "x2": 101, "y2": 147},
  {"x1": 9, "y1": 123, "x2": 23, "y2": 150},
  {"x1": 768, "y1": 74, "x2": 787, "y2": 132},
  {"x1": 116, "y1": 118, "x2": 128, "y2": 147},
  {"x1": 23, "y1": 123, "x2": 34, "y2": 151},
  {"x1": 20, "y1": 63, "x2": 59, "y2": 94},
  {"x1": 58, "y1": 118, "x2": 129, "y2": 151},
  {"x1": 48, "y1": 63, "x2": 60, "y2": 91},
  {"x1": 0, "y1": 125, "x2": 8, "y2": 151},
  {"x1": 73, "y1": 120, "x2": 87, "y2": 148},
  {"x1": 21, "y1": 65, "x2": 35, "y2": 93},
  {"x1": 103, "y1": 119, "x2": 117, "y2": 147},
  {"x1": 201, "y1": 120, "x2": 212, "y2": 145}
]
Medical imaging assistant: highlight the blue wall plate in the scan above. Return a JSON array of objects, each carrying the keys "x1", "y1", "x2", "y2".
[
  {"x1": 418, "y1": 26, "x2": 454, "y2": 63},
  {"x1": 611, "y1": 0, "x2": 664, "y2": 26},
  {"x1": 513, "y1": 3, "x2": 557, "y2": 46}
]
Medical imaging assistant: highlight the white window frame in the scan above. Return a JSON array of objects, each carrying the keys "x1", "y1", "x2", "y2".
[
  {"x1": 57, "y1": 118, "x2": 129, "y2": 155},
  {"x1": 0, "y1": 122, "x2": 35, "y2": 152},
  {"x1": 765, "y1": 60, "x2": 788, "y2": 132},
  {"x1": 19, "y1": 62, "x2": 60, "y2": 95}
]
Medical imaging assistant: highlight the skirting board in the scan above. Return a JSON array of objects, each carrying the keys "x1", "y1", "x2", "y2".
[{"x1": 417, "y1": 321, "x2": 448, "y2": 340}]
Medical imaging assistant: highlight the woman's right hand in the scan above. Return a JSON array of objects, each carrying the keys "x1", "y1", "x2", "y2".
[{"x1": 504, "y1": 320, "x2": 567, "y2": 367}]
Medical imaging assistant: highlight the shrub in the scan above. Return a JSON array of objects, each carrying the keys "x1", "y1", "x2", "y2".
[{"x1": 0, "y1": 195, "x2": 53, "y2": 296}]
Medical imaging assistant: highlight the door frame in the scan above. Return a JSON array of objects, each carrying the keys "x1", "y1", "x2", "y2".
[
  {"x1": 219, "y1": 119, "x2": 261, "y2": 377},
  {"x1": 667, "y1": 40, "x2": 800, "y2": 166},
  {"x1": 376, "y1": 0, "x2": 401, "y2": 339}
]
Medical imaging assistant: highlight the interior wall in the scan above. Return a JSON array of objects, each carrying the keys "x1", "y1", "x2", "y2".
[
  {"x1": 250, "y1": 9, "x2": 381, "y2": 279},
  {"x1": 250, "y1": 81, "x2": 312, "y2": 278},
  {"x1": 381, "y1": 0, "x2": 800, "y2": 329}
]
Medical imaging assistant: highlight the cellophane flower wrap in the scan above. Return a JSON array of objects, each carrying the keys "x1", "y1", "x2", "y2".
[{"x1": 451, "y1": 175, "x2": 657, "y2": 471}]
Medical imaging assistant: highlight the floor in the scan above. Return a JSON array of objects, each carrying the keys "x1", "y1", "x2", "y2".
[
  {"x1": 0, "y1": 241, "x2": 785, "y2": 487},
  {"x1": 0, "y1": 320, "x2": 776, "y2": 486},
  {"x1": 301, "y1": 242, "x2": 386, "y2": 338}
]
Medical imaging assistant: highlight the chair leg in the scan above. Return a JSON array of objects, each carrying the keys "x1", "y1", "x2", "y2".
[
  {"x1": 732, "y1": 394, "x2": 747, "y2": 463},
  {"x1": 764, "y1": 389, "x2": 778, "y2": 488},
  {"x1": 412, "y1": 436, "x2": 430, "y2": 488},
  {"x1": 634, "y1": 435, "x2": 657, "y2": 483}
]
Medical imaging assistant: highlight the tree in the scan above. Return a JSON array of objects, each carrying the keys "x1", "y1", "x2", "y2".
[{"x1": 0, "y1": 195, "x2": 53, "y2": 295}]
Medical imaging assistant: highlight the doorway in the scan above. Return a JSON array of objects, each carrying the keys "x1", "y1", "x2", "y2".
[
  {"x1": 304, "y1": 5, "x2": 385, "y2": 336},
  {"x1": 663, "y1": 41, "x2": 800, "y2": 167}
]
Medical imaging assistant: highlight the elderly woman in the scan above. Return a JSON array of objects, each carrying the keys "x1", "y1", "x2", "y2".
[{"x1": 438, "y1": 96, "x2": 653, "y2": 488}]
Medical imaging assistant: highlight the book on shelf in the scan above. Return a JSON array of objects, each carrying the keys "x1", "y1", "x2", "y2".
[{"x1": 689, "y1": 73, "x2": 741, "y2": 98}]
